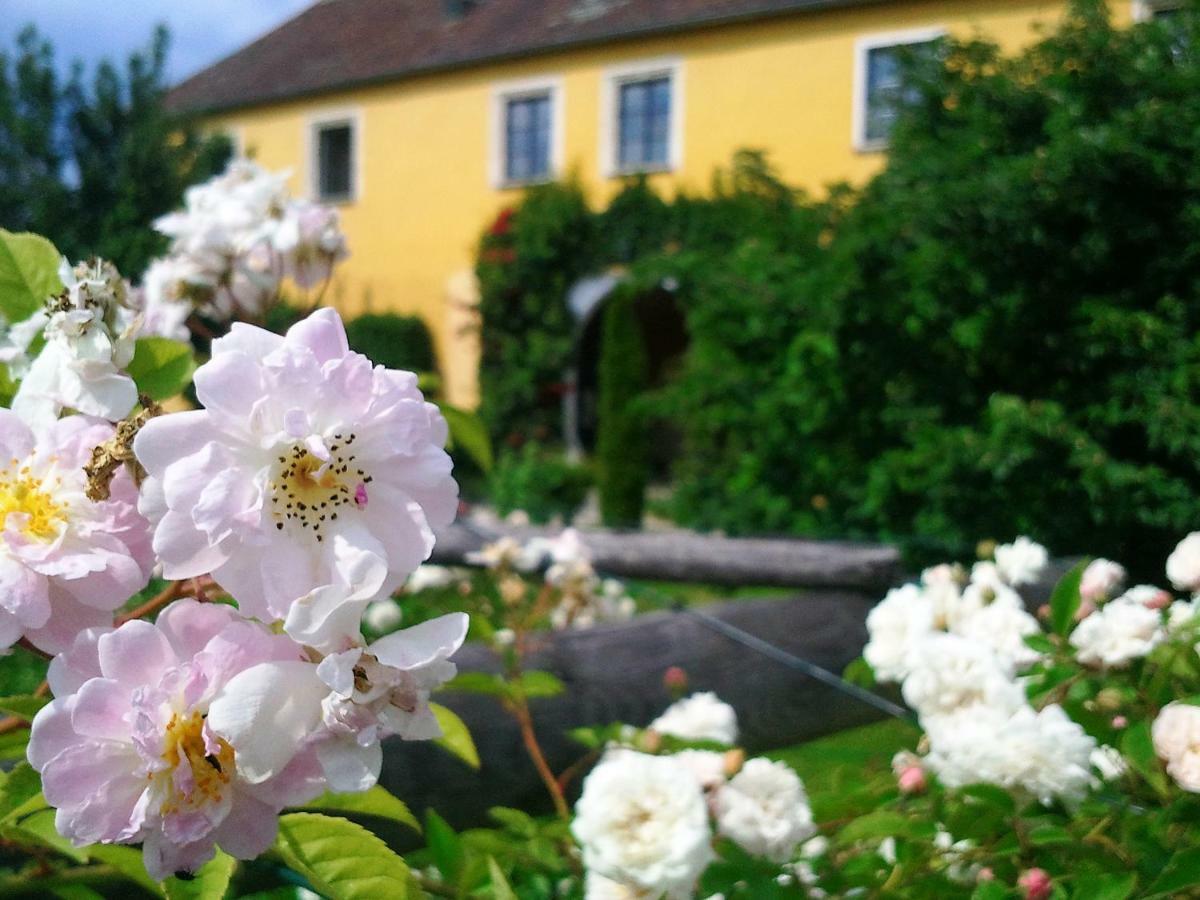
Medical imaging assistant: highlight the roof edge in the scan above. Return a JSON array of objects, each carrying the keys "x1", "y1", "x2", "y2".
[{"x1": 169, "y1": 0, "x2": 882, "y2": 116}]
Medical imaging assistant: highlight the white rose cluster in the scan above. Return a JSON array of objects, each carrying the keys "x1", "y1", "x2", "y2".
[
  {"x1": 573, "y1": 693, "x2": 815, "y2": 898},
  {"x1": 141, "y1": 158, "x2": 348, "y2": 328},
  {"x1": 865, "y1": 537, "x2": 1101, "y2": 804}
]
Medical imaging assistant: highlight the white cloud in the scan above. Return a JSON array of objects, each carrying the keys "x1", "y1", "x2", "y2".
[{"x1": 2, "y1": 0, "x2": 312, "y2": 83}]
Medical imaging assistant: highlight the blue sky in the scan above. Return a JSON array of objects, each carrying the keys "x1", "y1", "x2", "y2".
[{"x1": 2, "y1": 0, "x2": 313, "y2": 84}]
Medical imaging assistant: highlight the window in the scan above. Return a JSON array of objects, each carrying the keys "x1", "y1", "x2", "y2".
[
  {"x1": 603, "y1": 59, "x2": 682, "y2": 176},
  {"x1": 491, "y1": 78, "x2": 562, "y2": 188},
  {"x1": 618, "y1": 76, "x2": 671, "y2": 170},
  {"x1": 504, "y1": 93, "x2": 552, "y2": 183},
  {"x1": 310, "y1": 115, "x2": 359, "y2": 202},
  {"x1": 854, "y1": 29, "x2": 944, "y2": 151}
]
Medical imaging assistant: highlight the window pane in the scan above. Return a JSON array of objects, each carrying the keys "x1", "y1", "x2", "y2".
[
  {"x1": 864, "y1": 41, "x2": 935, "y2": 144},
  {"x1": 618, "y1": 75, "x2": 671, "y2": 169},
  {"x1": 504, "y1": 93, "x2": 551, "y2": 183},
  {"x1": 318, "y1": 124, "x2": 353, "y2": 200}
]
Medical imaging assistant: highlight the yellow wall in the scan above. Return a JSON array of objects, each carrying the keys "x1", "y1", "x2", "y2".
[{"x1": 212, "y1": 0, "x2": 1128, "y2": 407}]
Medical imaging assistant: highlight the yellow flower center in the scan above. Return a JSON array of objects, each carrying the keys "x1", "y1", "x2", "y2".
[
  {"x1": 268, "y1": 436, "x2": 371, "y2": 542},
  {"x1": 0, "y1": 461, "x2": 66, "y2": 541},
  {"x1": 159, "y1": 711, "x2": 234, "y2": 814}
]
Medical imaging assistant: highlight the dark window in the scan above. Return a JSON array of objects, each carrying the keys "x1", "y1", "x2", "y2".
[
  {"x1": 504, "y1": 93, "x2": 552, "y2": 183},
  {"x1": 863, "y1": 41, "x2": 936, "y2": 145},
  {"x1": 617, "y1": 75, "x2": 672, "y2": 171},
  {"x1": 316, "y1": 123, "x2": 354, "y2": 201}
]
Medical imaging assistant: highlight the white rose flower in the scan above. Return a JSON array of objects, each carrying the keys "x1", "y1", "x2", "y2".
[
  {"x1": 362, "y1": 599, "x2": 403, "y2": 633},
  {"x1": 406, "y1": 564, "x2": 458, "y2": 593},
  {"x1": 951, "y1": 595, "x2": 1043, "y2": 671},
  {"x1": 864, "y1": 584, "x2": 935, "y2": 682},
  {"x1": 1167, "y1": 598, "x2": 1200, "y2": 632},
  {"x1": 1152, "y1": 702, "x2": 1200, "y2": 792},
  {"x1": 572, "y1": 753, "x2": 714, "y2": 900},
  {"x1": 672, "y1": 749, "x2": 729, "y2": 790},
  {"x1": 1090, "y1": 745, "x2": 1127, "y2": 782},
  {"x1": 651, "y1": 692, "x2": 739, "y2": 746},
  {"x1": 901, "y1": 633, "x2": 1025, "y2": 722},
  {"x1": 925, "y1": 704, "x2": 1095, "y2": 806},
  {"x1": 0, "y1": 310, "x2": 47, "y2": 378},
  {"x1": 993, "y1": 537, "x2": 1048, "y2": 587},
  {"x1": 714, "y1": 758, "x2": 816, "y2": 863},
  {"x1": 1069, "y1": 596, "x2": 1163, "y2": 667},
  {"x1": 13, "y1": 258, "x2": 139, "y2": 427},
  {"x1": 1167, "y1": 533, "x2": 1200, "y2": 593},
  {"x1": 1080, "y1": 559, "x2": 1126, "y2": 602}
]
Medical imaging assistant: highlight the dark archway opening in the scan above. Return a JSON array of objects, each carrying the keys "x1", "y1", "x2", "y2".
[{"x1": 573, "y1": 286, "x2": 688, "y2": 476}]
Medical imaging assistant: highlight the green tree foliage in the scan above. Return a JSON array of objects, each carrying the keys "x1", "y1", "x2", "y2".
[
  {"x1": 0, "y1": 25, "x2": 229, "y2": 277},
  {"x1": 344, "y1": 312, "x2": 437, "y2": 373},
  {"x1": 596, "y1": 288, "x2": 649, "y2": 527},
  {"x1": 489, "y1": 441, "x2": 592, "y2": 524}
]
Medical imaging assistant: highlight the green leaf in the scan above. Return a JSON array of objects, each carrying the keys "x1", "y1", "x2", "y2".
[
  {"x1": 514, "y1": 670, "x2": 565, "y2": 699},
  {"x1": 300, "y1": 785, "x2": 421, "y2": 833},
  {"x1": 2, "y1": 807, "x2": 87, "y2": 861},
  {"x1": 487, "y1": 857, "x2": 518, "y2": 900},
  {"x1": 442, "y1": 672, "x2": 510, "y2": 698},
  {"x1": 1087, "y1": 872, "x2": 1137, "y2": 900},
  {"x1": 0, "y1": 728, "x2": 30, "y2": 760},
  {"x1": 971, "y1": 882, "x2": 1009, "y2": 900},
  {"x1": 1145, "y1": 848, "x2": 1200, "y2": 898},
  {"x1": 0, "y1": 693, "x2": 49, "y2": 719},
  {"x1": 1120, "y1": 720, "x2": 1169, "y2": 795},
  {"x1": 0, "y1": 230, "x2": 61, "y2": 321},
  {"x1": 88, "y1": 845, "x2": 164, "y2": 896},
  {"x1": 439, "y1": 403, "x2": 493, "y2": 473},
  {"x1": 0, "y1": 763, "x2": 41, "y2": 821},
  {"x1": 162, "y1": 849, "x2": 236, "y2": 900},
  {"x1": 274, "y1": 812, "x2": 413, "y2": 900},
  {"x1": 1028, "y1": 824, "x2": 1073, "y2": 846},
  {"x1": 431, "y1": 703, "x2": 480, "y2": 770},
  {"x1": 837, "y1": 810, "x2": 910, "y2": 843},
  {"x1": 1050, "y1": 558, "x2": 1089, "y2": 636},
  {"x1": 126, "y1": 337, "x2": 196, "y2": 401},
  {"x1": 424, "y1": 809, "x2": 464, "y2": 884},
  {"x1": 487, "y1": 807, "x2": 537, "y2": 837}
]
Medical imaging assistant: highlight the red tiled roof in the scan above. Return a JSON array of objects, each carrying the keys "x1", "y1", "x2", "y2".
[{"x1": 167, "y1": 0, "x2": 876, "y2": 113}]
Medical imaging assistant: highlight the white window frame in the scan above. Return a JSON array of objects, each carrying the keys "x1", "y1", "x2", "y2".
[
  {"x1": 1133, "y1": 0, "x2": 1183, "y2": 20},
  {"x1": 489, "y1": 76, "x2": 564, "y2": 189},
  {"x1": 306, "y1": 107, "x2": 363, "y2": 204},
  {"x1": 852, "y1": 26, "x2": 946, "y2": 153},
  {"x1": 600, "y1": 56, "x2": 684, "y2": 178}
]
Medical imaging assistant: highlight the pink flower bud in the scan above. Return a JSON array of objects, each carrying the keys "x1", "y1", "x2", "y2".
[
  {"x1": 663, "y1": 666, "x2": 688, "y2": 694},
  {"x1": 1075, "y1": 598, "x2": 1096, "y2": 621},
  {"x1": 1112, "y1": 715, "x2": 1128, "y2": 729},
  {"x1": 897, "y1": 765, "x2": 927, "y2": 794},
  {"x1": 1019, "y1": 868, "x2": 1052, "y2": 900},
  {"x1": 1037, "y1": 603, "x2": 1051, "y2": 620},
  {"x1": 977, "y1": 868, "x2": 995, "y2": 883},
  {"x1": 1142, "y1": 589, "x2": 1172, "y2": 610}
]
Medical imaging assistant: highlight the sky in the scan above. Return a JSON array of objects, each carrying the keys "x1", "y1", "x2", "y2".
[{"x1": 2, "y1": 0, "x2": 314, "y2": 84}]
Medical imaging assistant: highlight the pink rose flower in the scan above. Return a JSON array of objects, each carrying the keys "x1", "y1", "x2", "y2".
[
  {"x1": 133, "y1": 309, "x2": 458, "y2": 649},
  {"x1": 1019, "y1": 867, "x2": 1052, "y2": 900},
  {"x1": 28, "y1": 600, "x2": 323, "y2": 879},
  {"x1": 208, "y1": 611, "x2": 467, "y2": 792},
  {"x1": 0, "y1": 411, "x2": 152, "y2": 653}
]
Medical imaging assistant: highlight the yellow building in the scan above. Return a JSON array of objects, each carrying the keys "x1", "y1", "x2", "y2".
[{"x1": 169, "y1": 0, "x2": 1169, "y2": 407}]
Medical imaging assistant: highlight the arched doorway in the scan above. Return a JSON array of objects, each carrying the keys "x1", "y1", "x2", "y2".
[{"x1": 563, "y1": 275, "x2": 688, "y2": 474}]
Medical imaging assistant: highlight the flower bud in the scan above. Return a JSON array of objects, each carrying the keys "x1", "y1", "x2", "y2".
[
  {"x1": 722, "y1": 748, "x2": 746, "y2": 777},
  {"x1": 1075, "y1": 598, "x2": 1096, "y2": 621},
  {"x1": 1095, "y1": 688, "x2": 1123, "y2": 711},
  {"x1": 1112, "y1": 715, "x2": 1128, "y2": 729},
  {"x1": 639, "y1": 729, "x2": 663, "y2": 753},
  {"x1": 663, "y1": 666, "x2": 689, "y2": 695},
  {"x1": 1019, "y1": 868, "x2": 1052, "y2": 900},
  {"x1": 897, "y1": 765, "x2": 927, "y2": 794},
  {"x1": 977, "y1": 868, "x2": 994, "y2": 883}
]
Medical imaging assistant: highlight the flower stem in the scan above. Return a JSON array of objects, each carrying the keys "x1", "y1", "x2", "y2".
[
  {"x1": 510, "y1": 694, "x2": 570, "y2": 821},
  {"x1": 115, "y1": 580, "x2": 186, "y2": 626}
]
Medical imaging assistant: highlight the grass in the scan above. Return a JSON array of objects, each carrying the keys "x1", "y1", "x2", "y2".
[{"x1": 767, "y1": 718, "x2": 920, "y2": 820}]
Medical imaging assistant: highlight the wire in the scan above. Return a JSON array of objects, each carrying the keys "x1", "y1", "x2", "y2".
[{"x1": 683, "y1": 606, "x2": 917, "y2": 723}]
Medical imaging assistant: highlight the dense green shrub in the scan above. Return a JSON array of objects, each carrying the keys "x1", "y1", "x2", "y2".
[
  {"x1": 476, "y1": 183, "x2": 599, "y2": 446},
  {"x1": 344, "y1": 312, "x2": 436, "y2": 374},
  {"x1": 489, "y1": 442, "x2": 592, "y2": 524},
  {"x1": 596, "y1": 288, "x2": 649, "y2": 527}
]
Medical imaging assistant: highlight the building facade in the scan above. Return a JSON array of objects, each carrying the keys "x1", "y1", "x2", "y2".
[{"x1": 170, "y1": 0, "x2": 1168, "y2": 407}]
